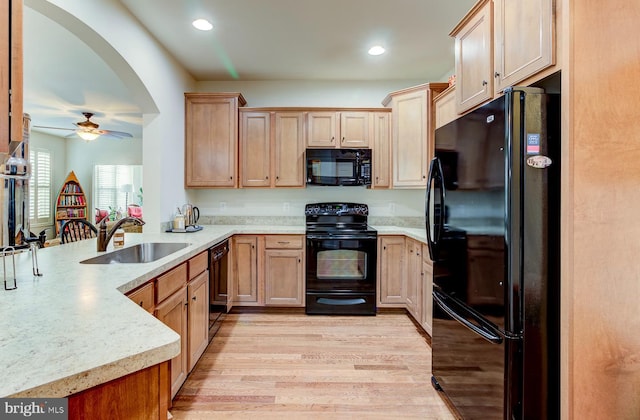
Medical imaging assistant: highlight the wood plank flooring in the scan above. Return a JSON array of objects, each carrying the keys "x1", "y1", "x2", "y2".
[{"x1": 171, "y1": 312, "x2": 456, "y2": 419}]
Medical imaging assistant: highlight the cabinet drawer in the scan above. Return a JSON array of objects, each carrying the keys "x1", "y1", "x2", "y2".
[
  {"x1": 156, "y1": 263, "x2": 187, "y2": 303},
  {"x1": 127, "y1": 282, "x2": 155, "y2": 313},
  {"x1": 467, "y1": 235, "x2": 504, "y2": 250},
  {"x1": 265, "y1": 235, "x2": 304, "y2": 249},
  {"x1": 189, "y1": 251, "x2": 209, "y2": 279}
]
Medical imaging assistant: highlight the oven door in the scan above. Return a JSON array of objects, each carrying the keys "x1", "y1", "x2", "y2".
[{"x1": 305, "y1": 233, "x2": 377, "y2": 314}]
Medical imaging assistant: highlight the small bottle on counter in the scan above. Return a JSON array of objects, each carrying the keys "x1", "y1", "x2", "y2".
[
  {"x1": 173, "y1": 214, "x2": 185, "y2": 230},
  {"x1": 113, "y1": 229, "x2": 125, "y2": 249}
]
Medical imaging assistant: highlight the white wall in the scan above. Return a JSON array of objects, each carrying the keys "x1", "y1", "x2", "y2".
[{"x1": 34, "y1": 0, "x2": 196, "y2": 232}]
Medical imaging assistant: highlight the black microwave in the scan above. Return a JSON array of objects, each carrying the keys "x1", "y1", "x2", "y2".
[{"x1": 306, "y1": 148, "x2": 372, "y2": 186}]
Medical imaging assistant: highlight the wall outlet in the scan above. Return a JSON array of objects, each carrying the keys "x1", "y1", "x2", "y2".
[
  {"x1": 389, "y1": 202, "x2": 396, "y2": 214},
  {"x1": 283, "y1": 202, "x2": 290, "y2": 212},
  {"x1": 220, "y1": 202, "x2": 227, "y2": 212}
]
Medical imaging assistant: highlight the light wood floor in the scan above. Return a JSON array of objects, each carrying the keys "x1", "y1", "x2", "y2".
[{"x1": 170, "y1": 312, "x2": 456, "y2": 419}]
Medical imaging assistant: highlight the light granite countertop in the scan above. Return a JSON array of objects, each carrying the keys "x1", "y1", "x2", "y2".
[
  {"x1": 0, "y1": 224, "x2": 304, "y2": 398},
  {"x1": 0, "y1": 223, "x2": 431, "y2": 398}
]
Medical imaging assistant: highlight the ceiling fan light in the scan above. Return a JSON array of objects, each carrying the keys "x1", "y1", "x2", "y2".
[
  {"x1": 77, "y1": 130, "x2": 100, "y2": 141},
  {"x1": 192, "y1": 19, "x2": 213, "y2": 31}
]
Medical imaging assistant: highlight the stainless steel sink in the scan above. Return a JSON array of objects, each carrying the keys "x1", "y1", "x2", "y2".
[{"x1": 80, "y1": 242, "x2": 190, "y2": 264}]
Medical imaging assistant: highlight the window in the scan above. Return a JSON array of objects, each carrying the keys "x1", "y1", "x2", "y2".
[
  {"x1": 93, "y1": 165, "x2": 142, "y2": 214},
  {"x1": 29, "y1": 148, "x2": 52, "y2": 226}
]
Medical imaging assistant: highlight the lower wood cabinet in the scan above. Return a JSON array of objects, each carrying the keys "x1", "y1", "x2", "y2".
[
  {"x1": 377, "y1": 236, "x2": 406, "y2": 306},
  {"x1": 68, "y1": 361, "x2": 170, "y2": 420},
  {"x1": 187, "y1": 270, "x2": 209, "y2": 371},
  {"x1": 421, "y1": 244, "x2": 434, "y2": 336},
  {"x1": 155, "y1": 285, "x2": 188, "y2": 399},
  {"x1": 405, "y1": 238, "x2": 422, "y2": 322},
  {"x1": 264, "y1": 235, "x2": 304, "y2": 306},
  {"x1": 231, "y1": 235, "x2": 261, "y2": 305}
]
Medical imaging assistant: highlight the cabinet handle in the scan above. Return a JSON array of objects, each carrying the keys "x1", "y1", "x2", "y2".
[
  {"x1": 276, "y1": 176, "x2": 279, "y2": 180},
  {"x1": 298, "y1": 259, "x2": 301, "y2": 263},
  {"x1": 252, "y1": 245, "x2": 255, "y2": 249},
  {"x1": 383, "y1": 246, "x2": 386, "y2": 250},
  {"x1": 422, "y1": 175, "x2": 426, "y2": 179},
  {"x1": 278, "y1": 241, "x2": 290, "y2": 244},
  {"x1": 192, "y1": 296, "x2": 197, "y2": 301},
  {"x1": 341, "y1": 137, "x2": 345, "y2": 143},
  {"x1": 331, "y1": 136, "x2": 335, "y2": 143},
  {"x1": 494, "y1": 72, "x2": 500, "y2": 78},
  {"x1": 138, "y1": 301, "x2": 143, "y2": 307},
  {"x1": 230, "y1": 176, "x2": 233, "y2": 180},
  {"x1": 482, "y1": 80, "x2": 488, "y2": 86},
  {"x1": 266, "y1": 176, "x2": 269, "y2": 180}
]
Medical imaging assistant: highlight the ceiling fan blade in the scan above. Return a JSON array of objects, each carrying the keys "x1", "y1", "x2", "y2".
[
  {"x1": 102, "y1": 130, "x2": 133, "y2": 139},
  {"x1": 32, "y1": 125, "x2": 75, "y2": 131}
]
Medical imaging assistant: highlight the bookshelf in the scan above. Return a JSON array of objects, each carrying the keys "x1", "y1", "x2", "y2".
[{"x1": 55, "y1": 171, "x2": 88, "y2": 235}]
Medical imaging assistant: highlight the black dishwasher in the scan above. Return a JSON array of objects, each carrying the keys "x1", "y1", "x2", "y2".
[{"x1": 209, "y1": 239, "x2": 229, "y2": 340}]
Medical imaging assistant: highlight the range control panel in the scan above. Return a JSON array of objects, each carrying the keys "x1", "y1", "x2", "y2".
[{"x1": 305, "y1": 202, "x2": 368, "y2": 216}]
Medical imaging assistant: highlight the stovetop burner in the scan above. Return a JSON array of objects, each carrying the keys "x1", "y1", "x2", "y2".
[{"x1": 305, "y1": 202, "x2": 376, "y2": 236}]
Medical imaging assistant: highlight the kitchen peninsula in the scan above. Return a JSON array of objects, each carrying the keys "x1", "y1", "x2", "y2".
[{"x1": 0, "y1": 223, "x2": 435, "y2": 403}]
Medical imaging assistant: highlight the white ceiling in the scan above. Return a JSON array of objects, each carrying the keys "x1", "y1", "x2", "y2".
[{"x1": 23, "y1": 0, "x2": 476, "y2": 140}]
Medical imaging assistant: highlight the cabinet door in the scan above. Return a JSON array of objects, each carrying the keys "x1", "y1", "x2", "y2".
[
  {"x1": 232, "y1": 236, "x2": 260, "y2": 304},
  {"x1": 155, "y1": 287, "x2": 188, "y2": 398},
  {"x1": 421, "y1": 250, "x2": 434, "y2": 337},
  {"x1": 274, "y1": 112, "x2": 305, "y2": 187},
  {"x1": 240, "y1": 111, "x2": 271, "y2": 187},
  {"x1": 307, "y1": 112, "x2": 339, "y2": 148},
  {"x1": 494, "y1": 0, "x2": 555, "y2": 93},
  {"x1": 453, "y1": 0, "x2": 493, "y2": 114},
  {"x1": 264, "y1": 249, "x2": 304, "y2": 306},
  {"x1": 391, "y1": 90, "x2": 428, "y2": 187},
  {"x1": 340, "y1": 112, "x2": 369, "y2": 148},
  {"x1": 187, "y1": 270, "x2": 209, "y2": 371},
  {"x1": 405, "y1": 239, "x2": 421, "y2": 321},
  {"x1": 185, "y1": 94, "x2": 241, "y2": 187},
  {"x1": 1, "y1": 0, "x2": 23, "y2": 153},
  {"x1": 371, "y1": 112, "x2": 391, "y2": 188},
  {"x1": 434, "y1": 86, "x2": 457, "y2": 130},
  {"x1": 377, "y1": 236, "x2": 406, "y2": 306}
]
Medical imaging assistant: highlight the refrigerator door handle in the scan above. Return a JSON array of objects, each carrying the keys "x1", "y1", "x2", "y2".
[
  {"x1": 426, "y1": 157, "x2": 445, "y2": 261},
  {"x1": 433, "y1": 289, "x2": 504, "y2": 344}
]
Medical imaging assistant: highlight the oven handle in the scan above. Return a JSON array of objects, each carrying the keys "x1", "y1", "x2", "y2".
[
  {"x1": 316, "y1": 297, "x2": 367, "y2": 306},
  {"x1": 306, "y1": 233, "x2": 377, "y2": 240}
]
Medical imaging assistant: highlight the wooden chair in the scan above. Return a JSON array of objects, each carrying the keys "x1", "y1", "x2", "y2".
[{"x1": 60, "y1": 219, "x2": 98, "y2": 244}]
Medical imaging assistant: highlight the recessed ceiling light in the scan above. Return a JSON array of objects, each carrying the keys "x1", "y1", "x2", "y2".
[
  {"x1": 192, "y1": 19, "x2": 213, "y2": 31},
  {"x1": 368, "y1": 45, "x2": 386, "y2": 56}
]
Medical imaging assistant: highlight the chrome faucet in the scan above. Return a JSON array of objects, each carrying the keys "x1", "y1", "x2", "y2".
[{"x1": 97, "y1": 217, "x2": 145, "y2": 252}]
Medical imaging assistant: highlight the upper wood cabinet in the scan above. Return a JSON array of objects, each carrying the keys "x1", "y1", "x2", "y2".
[
  {"x1": 306, "y1": 111, "x2": 370, "y2": 148},
  {"x1": 433, "y1": 86, "x2": 457, "y2": 130},
  {"x1": 273, "y1": 112, "x2": 305, "y2": 187},
  {"x1": 184, "y1": 92, "x2": 246, "y2": 188},
  {"x1": 451, "y1": 0, "x2": 556, "y2": 114},
  {"x1": 493, "y1": 0, "x2": 555, "y2": 93},
  {"x1": 1, "y1": 0, "x2": 23, "y2": 154},
  {"x1": 240, "y1": 111, "x2": 271, "y2": 187},
  {"x1": 382, "y1": 83, "x2": 447, "y2": 188},
  {"x1": 239, "y1": 110, "x2": 305, "y2": 188},
  {"x1": 451, "y1": 0, "x2": 493, "y2": 114},
  {"x1": 371, "y1": 111, "x2": 391, "y2": 188}
]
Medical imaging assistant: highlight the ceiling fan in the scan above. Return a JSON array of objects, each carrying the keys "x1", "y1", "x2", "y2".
[{"x1": 33, "y1": 112, "x2": 133, "y2": 141}]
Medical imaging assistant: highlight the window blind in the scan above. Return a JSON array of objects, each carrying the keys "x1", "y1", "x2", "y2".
[{"x1": 29, "y1": 148, "x2": 52, "y2": 225}]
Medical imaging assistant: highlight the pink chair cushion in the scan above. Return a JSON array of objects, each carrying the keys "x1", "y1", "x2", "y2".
[{"x1": 127, "y1": 205, "x2": 143, "y2": 218}]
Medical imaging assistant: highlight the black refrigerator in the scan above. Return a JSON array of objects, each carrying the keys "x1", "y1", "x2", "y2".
[{"x1": 426, "y1": 87, "x2": 560, "y2": 419}]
